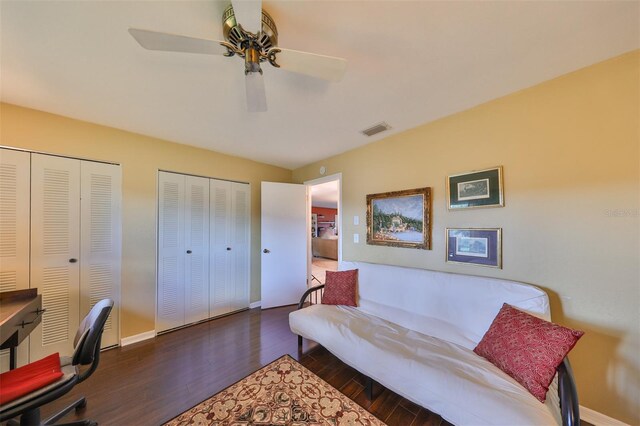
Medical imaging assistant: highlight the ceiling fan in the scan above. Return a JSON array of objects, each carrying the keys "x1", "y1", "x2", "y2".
[{"x1": 128, "y1": 1, "x2": 347, "y2": 112}]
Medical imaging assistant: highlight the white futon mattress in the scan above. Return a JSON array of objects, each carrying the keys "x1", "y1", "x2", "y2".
[{"x1": 289, "y1": 304, "x2": 561, "y2": 426}]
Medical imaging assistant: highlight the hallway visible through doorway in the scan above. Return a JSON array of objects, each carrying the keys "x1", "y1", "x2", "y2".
[
  {"x1": 311, "y1": 257, "x2": 338, "y2": 284},
  {"x1": 307, "y1": 173, "x2": 341, "y2": 287}
]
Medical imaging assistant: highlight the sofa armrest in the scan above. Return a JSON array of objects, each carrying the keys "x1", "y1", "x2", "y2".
[
  {"x1": 558, "y1": 357, "x2": 580, "y2": 426},
  {"x1": 296, "y1": 284, "x2": 325, "y2": 348},
  {"x1": 297, "y1": 285, "x2": 325, "y2": 310}
]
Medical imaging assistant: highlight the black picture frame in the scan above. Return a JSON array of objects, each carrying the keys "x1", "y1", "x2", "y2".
[
  {"x1": 446, "y1": 228, "x2": 502, "y2": 268},
  {"x1": 447, "y1": 166, "x2": 504, "y2": 209}
]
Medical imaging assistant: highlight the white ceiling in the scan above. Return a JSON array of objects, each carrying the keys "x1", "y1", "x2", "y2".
[
  {"x1": 1, "y1": 1, "x2": 638, "y2": 169},
  {"x1": 311, "y1": 180, "x2": 338, "y2": 209}
]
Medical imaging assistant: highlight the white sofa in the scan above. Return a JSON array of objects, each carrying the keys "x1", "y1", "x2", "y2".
[{"x1": 289, "y1": 261, "x2": 578, "y2": 426}]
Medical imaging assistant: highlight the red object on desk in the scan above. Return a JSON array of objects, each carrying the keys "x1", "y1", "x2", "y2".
[{"x1": 0, "y1": 352, "x2": 63, "y2": 404}]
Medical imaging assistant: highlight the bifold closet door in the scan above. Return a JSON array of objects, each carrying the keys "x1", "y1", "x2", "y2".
[
  {"x1": 157, "y1": 172, "x2": 186, "y2": 332},
  {"x1": 210, "y1": 180, "x2": 250, "y2": 317},
  {"x1": 157, "y1": 172, "x2": 210, "y2": 332},
  {"x1": 184, "y1": 176, "x2": 210, "y2": 325},
  {"x1": 229, "y1": 183, "x2": 250, "y2": 311},
  {"x1": 0, "y1": 149, "x2": 31, "y2": 371},
  {"x1": 80, "y1": 161, "x2": 122, "y2": 348},
  {"x1": 30, "y1": 154, "x2": 81, "y2": 363},
  {"x1": 209, "y1": 179, "x2": 231, "y2": 317}
]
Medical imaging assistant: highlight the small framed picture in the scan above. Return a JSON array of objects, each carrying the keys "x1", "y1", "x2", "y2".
[
  {"x1": 447, "y1": 166, "x2": 504, "y2": 209},
  {"x1": 446, "y1": 228, "x2": 502, "y2": 268}
]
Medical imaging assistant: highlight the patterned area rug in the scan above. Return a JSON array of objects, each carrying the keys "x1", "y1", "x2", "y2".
[{"x1": 164, "y1": 354, "x2": 386, "y2": 425}]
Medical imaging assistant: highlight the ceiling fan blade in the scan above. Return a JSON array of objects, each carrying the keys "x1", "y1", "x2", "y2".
[
  {"x1": 128, "y1": 28, "x2": 228, "y2": 55},
  {"x1": 231, "y1": 0, "x2": 263, "y2": 34},
  {"x1": 245, "y1": 72, "x2": 267, "y2": 112},
  {"x1": 271, "y1": 48, "x2": 347, "y2": 82}
]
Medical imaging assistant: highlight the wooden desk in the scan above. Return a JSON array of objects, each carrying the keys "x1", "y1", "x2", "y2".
[{"x1": 0, "y1": 289, "x2": 43, "y2": 369}]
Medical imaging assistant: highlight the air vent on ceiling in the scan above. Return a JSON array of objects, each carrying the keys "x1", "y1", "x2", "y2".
[{"x1": 361, "y1": 122, "x2": 391, "y2": 137}]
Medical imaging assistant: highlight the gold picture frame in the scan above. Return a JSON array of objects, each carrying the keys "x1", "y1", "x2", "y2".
[{"x1": 366, "y1": 187, "x2": 431, "y2": 250}]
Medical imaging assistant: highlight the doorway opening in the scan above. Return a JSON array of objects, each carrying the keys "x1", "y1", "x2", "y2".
[{"x1": 306, "y1": 174, "x2": 341, "y2": 285}]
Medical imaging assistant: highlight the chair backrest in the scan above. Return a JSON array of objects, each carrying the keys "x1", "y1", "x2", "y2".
[{"x1": 71, "y1": 299, "x2": 114, "y2": 366}]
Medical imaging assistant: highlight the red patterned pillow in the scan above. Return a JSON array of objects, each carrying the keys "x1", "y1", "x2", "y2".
[
  {"x1": 474, "y1": 303, "x2": 584, "y2": 402},
  {"x1": 322, "y1": 269, "x2": 358, "y2": 307}
]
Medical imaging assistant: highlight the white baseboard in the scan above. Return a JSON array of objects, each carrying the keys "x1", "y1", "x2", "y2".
[
  {"x1": 120, "y1": 330, "x2": 156, "y2": 347},
  {"x1": 249, "y1": 301, "x2": 261, "y2": 309},
  {"x1": 581, "y1": 405, "x2": 629, "y2": 426}
]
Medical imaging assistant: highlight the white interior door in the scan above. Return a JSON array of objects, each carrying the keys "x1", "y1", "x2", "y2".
[
  {"x1": 80, "y1": 161, "x2": 121, "y2": 348},
  {"x1": 209, "y1": 179, "x2": 231, "y2": 317},
  {"x1": 184, "y1": 176, "x2": 210, "y2": 324},
  {"x1": 157, "y1": 172, "x2": 185, "y2": 332},
  {"x1": 30, "y1": 154, "x2": 81, "y2": 362},
  {"x1": 261, "y1": 182, "x2": 307, "y2": 309},
  {"x1": 0, "y1": 149, "x2": 31, "y2": 370},
  {"x1": 230, "y1": 182, "x2": 250, "y2": 311}
]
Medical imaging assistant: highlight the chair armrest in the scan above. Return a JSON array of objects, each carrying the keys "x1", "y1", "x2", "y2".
[
  {"x1": 558, "y1": 357, "x2": 580, "y2": 426},
  {"x1": 297, "y1": 285, "x2": 325, "y2": 310}
]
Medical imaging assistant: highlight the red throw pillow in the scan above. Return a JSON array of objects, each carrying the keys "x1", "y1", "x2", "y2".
[
  {"x1": 322, "y1": 269, "x2": 358, "y2": 307},
  {"x1": 474, "y1": 303, "x2": 584, "y2": 402},
  {"x1": 0, "y1": 352, "x2": 64, "y2": 405}
]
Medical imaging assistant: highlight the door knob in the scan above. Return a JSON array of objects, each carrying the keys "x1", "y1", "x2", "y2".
[
  {"x1": 69, "y1": 258, "x2": 78, "y2": 263},
  {"x1": 186, "y1": 250, "x2": 192, "y2": 254},
  {"x1": 263, "y1": 249, "x2": 270, "y2": 254},
  {"x1": 226, "y1": 247, "x2": 232, "y2": 251}
]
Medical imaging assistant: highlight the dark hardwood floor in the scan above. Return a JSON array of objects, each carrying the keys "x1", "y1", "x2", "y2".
[
  {"x1": 30, "y1": 306, "x2": 589, "y2": 426},
  {"x1": 32, "y1": 306, "x2": 448, "y2": 425}
]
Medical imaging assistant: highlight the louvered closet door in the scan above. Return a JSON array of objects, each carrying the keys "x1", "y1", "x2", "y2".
[
  {"x1": 184, "y1": 176, "x2": 210, "y2": 324},
  {"x1": 157, "y1": 172, "x2": 186, "y2": 332},
  {"x1": 80, "y1": 161, "x2": 121, "y2": 348},
  {"x1": 229, "y1": 183, "x2": 250, "y2": 312},
  {"x1": 209, "y1": 180, "x2": 231, "y2": 317},
  {"x1": 0, "y1": 149, "x2": 30, "y2": 371},
  {"x1": 30, "y1": 154, "x2": 80, "y2": 362}
]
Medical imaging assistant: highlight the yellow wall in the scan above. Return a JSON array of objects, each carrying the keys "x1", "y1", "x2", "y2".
[
  {"x1": 2, "y1": 49, "x2": 638, "y2": 422},
  {"x1": 0, "y1": 103, "x2": 292, "y2": 338},
  {"x1": 293, "y1": 50, "x2": 640, "y2": 423}
]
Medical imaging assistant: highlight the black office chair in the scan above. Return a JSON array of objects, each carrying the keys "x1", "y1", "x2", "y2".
[{"x1": 0, "y1": 299, "x2": 114, "y2": 426}]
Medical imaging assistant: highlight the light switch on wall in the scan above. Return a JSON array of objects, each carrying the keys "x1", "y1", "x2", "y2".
[
  {"x1": 353, "y1": 233, "x2": 360, "y2": 243},
  {"x1": 353, "y1": 215, "x2": 359, "y2": 225}
]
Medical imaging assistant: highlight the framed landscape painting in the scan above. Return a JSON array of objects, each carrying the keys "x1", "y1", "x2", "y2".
[
  {"x1": 447, "y1": 166, "x2": 504, "y2": 209},
  {"x1": 446, "y1": 228, "x2": 502, "y2": 268},
  {"x1": 366, "y1": 187, "x2": 431, "y2": 250}
]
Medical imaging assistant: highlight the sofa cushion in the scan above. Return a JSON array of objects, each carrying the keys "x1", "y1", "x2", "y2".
[
  {"x1": 340, "y1": 261, "x2": 550, "y2": 347},
  {"x1": 474, "y1": 303, "x2": 584, "y2": 402},
  {"x1": 322, "y1": 269, "x2": 358, "y2": 306}
]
